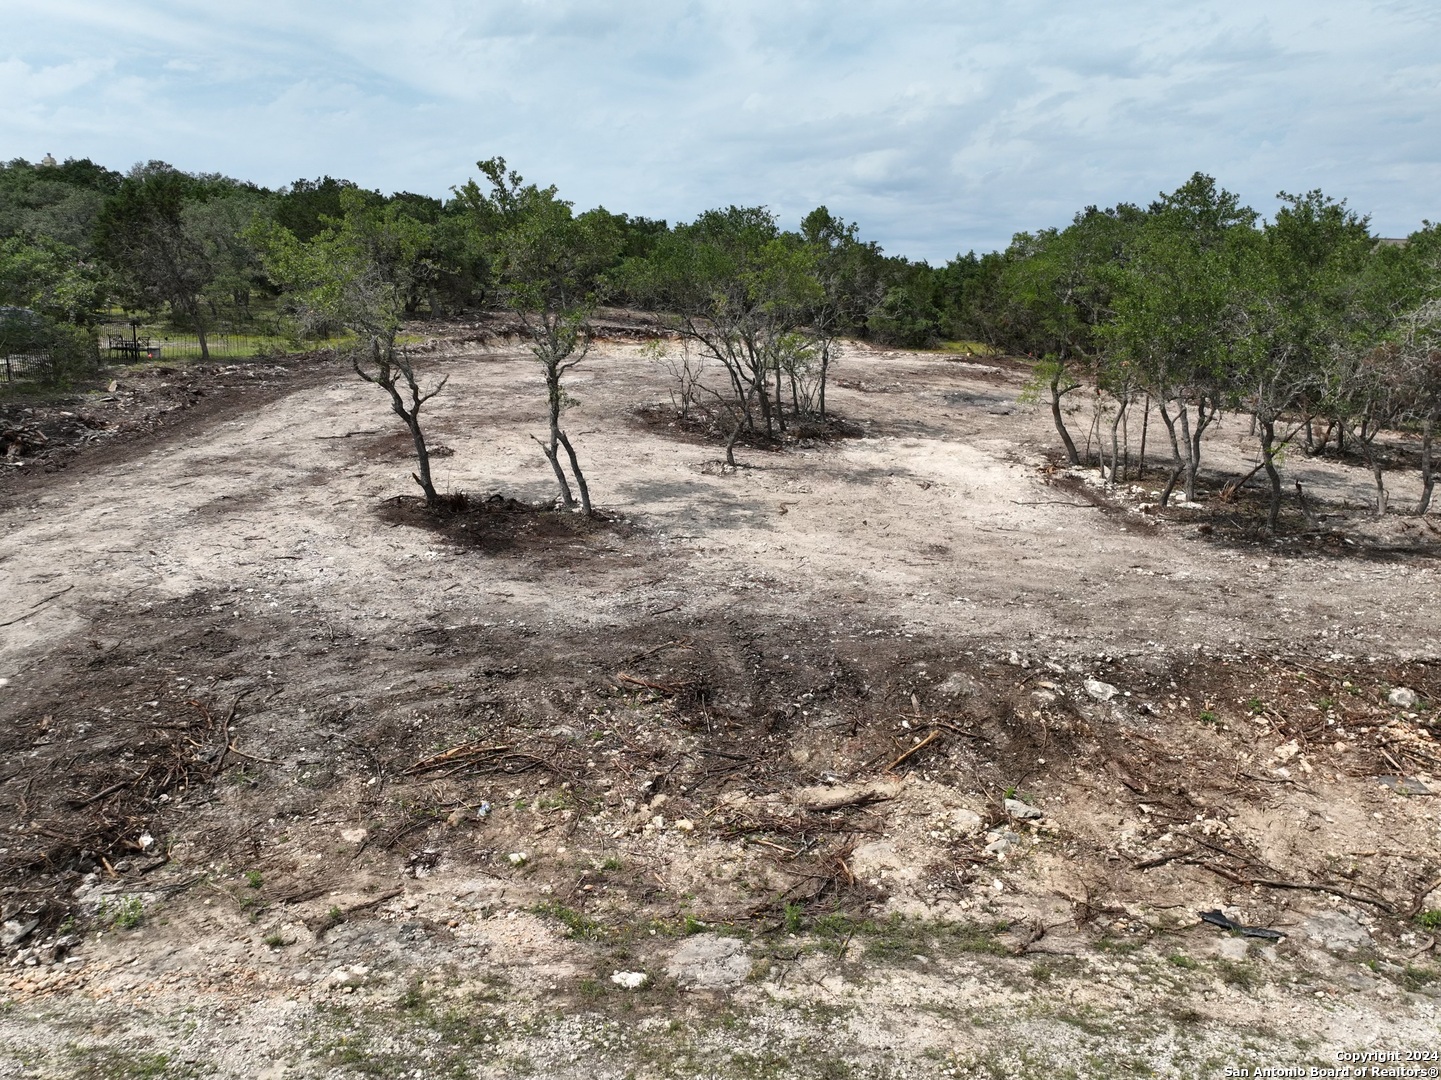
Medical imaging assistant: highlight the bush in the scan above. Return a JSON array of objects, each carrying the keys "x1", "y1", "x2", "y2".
[{"x1": 0, "y1": 312, "x2": 98, "y2": 387}]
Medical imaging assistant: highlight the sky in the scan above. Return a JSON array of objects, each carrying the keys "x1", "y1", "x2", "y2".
[{"x1": 2, "y1": 0, "x2": 1439, "y2": 262}]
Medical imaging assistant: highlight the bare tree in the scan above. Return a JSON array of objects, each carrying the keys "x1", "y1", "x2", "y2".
[{"x1": 353, "y1": 339, "x2": 448, "y2": 505}]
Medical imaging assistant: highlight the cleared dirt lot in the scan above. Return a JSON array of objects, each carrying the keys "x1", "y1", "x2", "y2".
[{"x1": 1, "y1": 333, "x2": 1438, "y2": 1078}]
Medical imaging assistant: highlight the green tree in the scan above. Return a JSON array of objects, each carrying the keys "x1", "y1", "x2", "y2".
[
  {"x1": 454, "y1": 157, "x2": 622, "y2": 513},
  {"x1": 622, "y1": 205, "x2": 821, "y2": 454},
  {"x1": 1106, "y1": 174, "x2": 1257, "y2": 505},
  {"x1": 254, "y1": 189, "x2": 448, "y2": 505},
  {"x1": 95, "y1": 163, "x2": 259, "y2": 359},
  {"x1": 1244, "y1": 190, "x2": 1374, "y2": 529},
  {"x1": 800, "y1": 206, "x2": 885, "y2": 418}
]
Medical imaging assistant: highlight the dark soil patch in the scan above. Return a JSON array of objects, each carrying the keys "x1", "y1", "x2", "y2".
[
  {"x1": 630, "y1": 403, "x2": 864, "y2": 453},
  {"x1": 1045, "y1": 465, "x2": 1441, "y2": 562},
  {"x1": 375, "y1": 493, "x2": 634, "y2": 556},
  {"x1": 0, "y1": 352, "x2": 341, "y2": 507}
]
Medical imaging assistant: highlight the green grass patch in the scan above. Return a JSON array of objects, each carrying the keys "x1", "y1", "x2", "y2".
[
  {"x1": 531, "y1": 900, "x2": 608, "y2": 941},
  {"x1": 806, "y1": 912, "x2": 1009, "y2": 961}
]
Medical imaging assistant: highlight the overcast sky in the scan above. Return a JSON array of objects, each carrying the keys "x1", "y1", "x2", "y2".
[{"x1": 3, "y1": 0, "x2": 1438, "y2": 261}]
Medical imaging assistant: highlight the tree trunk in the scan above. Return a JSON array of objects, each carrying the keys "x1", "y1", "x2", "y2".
[
  {"x1": 1138, "y1": 392, "x2": 1150, "y2": 481},
  {"x1": 1181, "y1": 399, "x2": 1214, "y2": 503},
  {"x1": 405, "y1": 414, "x2": 437, "y2": 506},
  {"x1": 1177, "y1": 401, "x2": 1196, "y2": 502},
  {"x1": 773, "y1": 358, "x2": 786, "y2": 433},
  {"x1": 1259, "y1": 416, "x2": 1282, "y2": 534},
  {"x1": 1083, "y1": 397, "x2": 1101, "y2": 467},
  {"x1": 754, "y1": 361, "x2": 774, "y2": 439},
  {"x1": 1106, "y1": 398, "x2": 1127, "y2": 486},
  {"x1": 539, "y1": 434, "x2": 575, "y2": 508},
  {"x1": 818, "y1": 343, "x2": 830, "y2": 420},
  {"x1": 1157, "y1": 401, "x2": 1185, "y2": 507},
  {"x1": 1050, "y1": 374, "x2": 1080, "y2": 465},
  {"x1": 1355, "y1": 422, "x2": 1387, "y2": 517},
  {"x1": 1420, "y1": 417, "x2": 1435, "y2": 515},
  {"x1": 556, "y1": 430, "x2": 591, "y2": 515}
]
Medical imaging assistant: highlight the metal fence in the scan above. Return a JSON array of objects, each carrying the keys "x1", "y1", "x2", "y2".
[
  {"x1": 103, "y1": 330, "x2": 281, "y2": 362},
  {"x1": 2, "y1": 353, "x2": 48, "y2": 383}
]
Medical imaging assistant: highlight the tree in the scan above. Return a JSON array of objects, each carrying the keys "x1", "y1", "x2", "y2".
[
  {"x1": 800, "y1": 206, "x2": 884, "y2": 418},
  {"x1": 254, "y1": 189, "x2": 448, "y2": 505},
  {"x1": 1242, "y1": 191, "x2": 1375, "y2": 530},
  {"x1": 1373, "y1": 299, "x2": 1441, "y2": 512},
  {"x1": 95, "y1": 163, "x2": 265, "y2": 359},
  {"x1": 998, "y1": 204, "x2": 1144, "y2": 469},
  {"x1": 0, "y1": 234, "x2": 104, "y2": 325},
  {"x1": 1106, "y1": 175, "x2": 1256, "y2": 505},
  {"x1": 622, "y1": 205, "x2": 822, "y2": 449},
  {"x1": 454, "y1": 158, "x2": 622, "y2": 514}
]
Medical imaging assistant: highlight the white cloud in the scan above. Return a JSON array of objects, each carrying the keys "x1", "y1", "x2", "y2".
[{"x1": 0, "y1": 0, "x2": 1437, "y2": 257}]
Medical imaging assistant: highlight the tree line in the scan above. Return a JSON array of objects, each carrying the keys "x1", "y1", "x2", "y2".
[
  {"x1": 972, "y1": 174, "x2": 1441, "y2": 527},
  {"x1": 0, "y1": 154, "x2": 948, "y2": 366},
  {"x1": 2, "y1": 156, "x2": 1438, "y2": 525}
]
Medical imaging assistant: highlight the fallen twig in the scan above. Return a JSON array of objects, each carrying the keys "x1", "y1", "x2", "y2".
[
  {"x1": 1408, "y1": 875, "x2": 1441, "y2": 917},
  {"x1": 404, "y1": 743, "x2": 511, "y2": 775},
  {"x1": 0, "y1": 584, "x2": 75, "y2": 628},
  {"x1": 885, "y1": 729, "x2": 941, "y2": 773},
  {"x1": 614, "y1": 671, "x2": 692, "y2": 694},
  {"x1": 1132, "y1": 848, "x2": 1197, "y2": 871},
  {"x1": 1198, "y1": 861, "x2": 1396, "y2": 913}
]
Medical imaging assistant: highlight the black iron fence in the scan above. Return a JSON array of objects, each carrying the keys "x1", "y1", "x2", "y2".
[
  {"x1": 2, "y1": 353, "x2": 47, "y2": 383},
  {"x1": 104, "y1": 330, "x2": 282, "y2": 362}
]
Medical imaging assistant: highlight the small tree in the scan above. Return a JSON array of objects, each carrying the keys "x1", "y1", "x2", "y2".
[
  {"x1": 1106, "y1": 175, "x2": 1256, "y2": 505},
  {"x1": 454, "y1": 158, "x2": 621, "y2": 514},
  {"x1": 622, "y1": 206, "x2": 822, "y2": 447},
  {"x1": 800, "y1": 206, "x2": 884, "y2": 419},
  {"x1": 1001, "y1": 205, "x2": 1143, "y2": 467},
  {"x1": 1244, "y1": 190, "x2": 1373, "y2": 530},
  {"x1": 254, "y1": 190, "x2": 448, "y2": 505}
]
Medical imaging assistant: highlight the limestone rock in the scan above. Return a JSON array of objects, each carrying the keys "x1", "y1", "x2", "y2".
[{"x1": 665, "y1": 934, "x2": 750, "y2": 990}]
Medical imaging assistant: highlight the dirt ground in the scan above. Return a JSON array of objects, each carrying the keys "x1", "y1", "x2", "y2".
[{"x1": 1, "y1": 327, "x2": 1439, "y2": 1079}]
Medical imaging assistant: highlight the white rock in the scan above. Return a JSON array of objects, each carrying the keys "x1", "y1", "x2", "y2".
[
  {"x1": 1004, "y1": 798, "x2": 1044, "y2": 821},
  {"x1": 2, "y1": 919, "x2": 38, "y2": 947},
  {"x1": 1084, "y1": 678, "x2": 1120, "y2": 702},
  {"x1": 950, "y1": 808, "x2": 984, "y2": 836},
  {"x1": 984, "y1": 829, "x2": 1021, "y2": 856},
  {"x1": 329, "y1": 964, "x2": 371, "y2": 987},
  {"x1": 610, "y1": 970, "x2": 648, "y2": 989},
  {"x1": 1211, "y1": 937, "x2": 1249, "y2": 961},
  {"x1": 937, "y1": 673, "x2": 976, "y2": 697},
  {"x1": 1301, "y1": 911, "x2": 1372, "y2": 952},
  {"x1": 665, "y1": 935, "x2": 751, "y2": 990},
  {"x1": 507, "y1": 852, "x2": 528, "y2": 866},
  {"x1": 1388, "y1": 687, "x2": 1417, "y2": 709},
  {"x1": 673, "y1": 819, "x2": 695, "y2": 832},
  {"x1": 1271, "y1": 740, "x2": 1300, "y2": 763}
]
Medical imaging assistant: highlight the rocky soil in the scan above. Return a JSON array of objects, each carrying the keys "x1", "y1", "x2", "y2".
[{"x1": 1, "y1": 329, "x2": 1438, "y2": 1078}]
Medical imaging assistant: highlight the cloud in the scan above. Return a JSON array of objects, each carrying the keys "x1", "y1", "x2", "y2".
[{"x1": 1, "y1": 0, "x2": 1438, "y2": 258}]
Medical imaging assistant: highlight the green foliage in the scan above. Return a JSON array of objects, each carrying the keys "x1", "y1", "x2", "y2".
[
  {"x1": 531, "y1": 900, "x2": 607, "y2": 940},
  {"x1": 110, "y1": 896, "x2": 144, "y2": 930}
]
